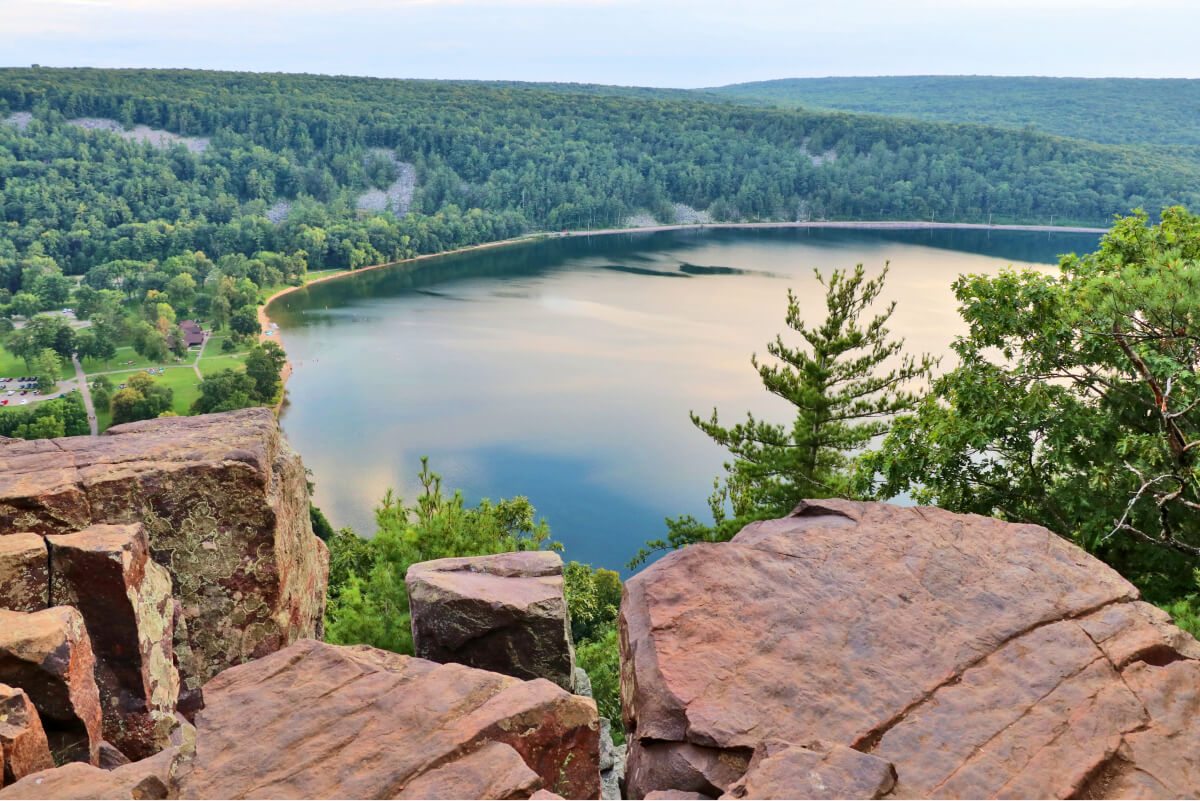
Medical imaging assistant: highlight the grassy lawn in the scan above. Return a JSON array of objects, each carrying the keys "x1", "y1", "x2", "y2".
[
  {"x1": 198, "y1": 354, "x2": 249, "y2": 376},
  {"x1": 92, "y1": 366, "x2": 203, "y2": 432},
  {"x1": 155, "y1": 367, "x2": 204, "y2": 416},
  {"x1": 0, "y1": 338, "x2": 76, "y2": 382}
]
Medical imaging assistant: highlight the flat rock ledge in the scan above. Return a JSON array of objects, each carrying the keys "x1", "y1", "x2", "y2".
[
  {"x1": 179, "y1": 638, "x2": 601, "y2": 799},
  {"x1": 619, "y1": 499, "x2": 1200, "y2": 799}
]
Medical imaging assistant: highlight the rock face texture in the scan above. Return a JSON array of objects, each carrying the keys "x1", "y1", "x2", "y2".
[
  {"x1": 178, "y1": 638, "x2": 601, "y2": 799},
  {"x1": 0, "y1": 535, "x2": 47, "y2": 613},
  {"x1": 408, "y1": 551, "x2": 576, "y2": 690},
  {"x1": 0, "y1": 608, "x2": 102, "y2": 765},
  {"x1": 619, "y1": 499, "x2": 1200, "y2": 799},
  {"x1": 0, "y1": 409, "x2": 329, "y2": 690},
  {"x1": 0, "y1": 683, "x2": 54, "y2": 786},
  {"x1": 47, "y1": 524, "x2": 181, "y2": 760}
]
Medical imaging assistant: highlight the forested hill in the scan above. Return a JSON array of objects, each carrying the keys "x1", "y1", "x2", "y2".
[
  {"x1": 706, "y1": 76, "x2": 1200, "y2": 147},
  {"x1": 2, "y1": 67, "x2": 1200, "y2": 280}
]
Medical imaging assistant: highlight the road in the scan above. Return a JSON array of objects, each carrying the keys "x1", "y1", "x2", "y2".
[{"x1": 72, "y1": 354, "x2": 98, "y2": 436}]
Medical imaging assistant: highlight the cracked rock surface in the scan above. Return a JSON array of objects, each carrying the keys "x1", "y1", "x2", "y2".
[
  {"x1": 178, "y1": 639, "x2": 601, "y2": 799},
  {"x1": 619, "y1": 499, "x2": 1200, "y2": 799},
  {"x1": 0, "y1": 409, "x2": 329, "y2": 689}
]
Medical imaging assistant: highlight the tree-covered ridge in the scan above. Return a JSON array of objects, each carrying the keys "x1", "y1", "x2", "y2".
[
  {"x1": 706, "y1": 76, "x2": 1200, "y2": 148},
  {"x1": 1, "y1": 68, "x2": 1199, "y2": 280}
]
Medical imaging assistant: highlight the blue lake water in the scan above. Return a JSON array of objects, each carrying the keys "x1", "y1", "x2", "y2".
[{"x1": 268, "y1": 226, "x2": 1102, "y2": 575}]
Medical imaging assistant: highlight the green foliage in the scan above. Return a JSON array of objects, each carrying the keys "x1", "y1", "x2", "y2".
[
  {"x1": 634, "y1": 264, "x2": 934, "y2": 565},
  {"x1": 33, "y1": 349, "x2": 60, "y2": 393},
  {"x1": 563, "y1": 561, "x2": 623, "y2": 645},
  {"x1": 109, "y1": 371, "x2": 173, "y2": 425},
  {"x1": 310, "y1": 503, "x2": 336, "y2": 542},
  {"x1": 860, "y1": 208, "x2": 1200, "y2": 605},
  {"x1": 324, "y1": 458, "x2": 559, "y2": 655},
  {"x1": 229, "y1": 306, "x2": 260, "y2": 337},
  {"x1": 708, "y1": 76, "x2": 1200, "y2": 148},
  {"x1": 0, "y1": 67, "x2": 1198, "y2": 303},
  {"x1": 575, "y1": 627, "x2": 624, "y2": 745},
  {"x1": 0, "y1": 394, "x2": 88, "y2": 439},
  {"x1": 190, "y1": 368, "x2": 258, "y2": 414},
  {"x1": 244, "y1": 341, "x2": 286, "y2": 401}
]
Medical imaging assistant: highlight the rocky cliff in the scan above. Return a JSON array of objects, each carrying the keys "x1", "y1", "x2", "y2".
[
  {"x1": 619, "y1": 499, "x2": 1200, "y2": 799},
  {"x1": 0, "y1": 409, "x2": 329, "y2": 690}
]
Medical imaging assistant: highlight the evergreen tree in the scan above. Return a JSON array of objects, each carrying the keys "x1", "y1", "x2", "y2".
[{"x1": 634, "y1": 263, "x2": 935, "y2": 564}]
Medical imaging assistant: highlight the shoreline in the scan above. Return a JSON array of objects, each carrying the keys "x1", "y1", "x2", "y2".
[{"x1": 258, "y1": 219, "x2": 1108, "y2": 406}]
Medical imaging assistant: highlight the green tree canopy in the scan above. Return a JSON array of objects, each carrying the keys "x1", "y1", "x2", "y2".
[
  {"x1": 324, "y1": 458, "x2": 558, "y2": 655},
  {"x1": 860, "y1": 207, "x2": 1200, "y2": 606},
  {"x1": 635, "y1": 263, "x2": 935, "y2": 565}
]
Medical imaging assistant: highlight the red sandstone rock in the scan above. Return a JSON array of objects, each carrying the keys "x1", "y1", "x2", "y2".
[
  {"x1": 178, "y1": 638, "x2": 600, "y2": 799},
  {"x1": 0, "y1": 409, "x2": 329, "y2": 690},
  {"x1": 395, "y1": 741, "x2": 541, "y2": 799},
  {"x1": 47, "y1": 524, "x2": 180, "y2": 761},
  {"x1": 0, "y1": 759, "x2": 170, "y2": 800},
  {"x1": 408, "y1": 551, "x2": 576, "y2": 690},
  {"x1": 619, "y1": 499, "x2": 1200, "y2": 799},
  {"x1": 0, "y1": 607, "x2": 102, "y2": 765},
  {"x1": 0, "y1": 683, "x2": 53, "y2": 786},
  {"x1": 0, "y1": 534, "x2": 47, "y2": 613},
  {"x1": 720, "y1": 741, "x2": 895, "y2": 800}
]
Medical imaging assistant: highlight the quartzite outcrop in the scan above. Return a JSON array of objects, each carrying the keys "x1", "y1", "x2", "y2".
[
  {"x1": 619, "y1": 499, "x2": 1200, "y2": 799},
  {"x1": 177, "y1": 638, "x2": 601, "y2": 799},
  {"x1": 0, "y1": 607, "x2": 102, "y2": 766},
  {"x1": 408, "y1": 551, "x2": 577, "y2": 690},
  {"x1": 0, "y1": 683, "x2": 54, "y2": 787},
  {"x1": 46, "y1": 524, "x2": 180, "y2": 760},
  {"x1": 0, "y1": 409, "x2": 329, "y2": 690}
]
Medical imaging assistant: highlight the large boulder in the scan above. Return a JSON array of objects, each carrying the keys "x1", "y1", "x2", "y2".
[
  {"x1": 0, "y1": 758, "x2": 173, "y2": 800},
  {"x1": 619, "y1": 499, "x2": 1200, "y2": 799},
  {"x1": 47, "y1": 524, "x2": 181, "y2": 760},
  {"x1": 0, "y1": 535, "x2": 47, "y2": 613},
  {"x1": 178, "y1": 638, "x2": 601, "y2": 799},
  {"x1": 408, "y1": 551, "x2": 576, "y2": 690},
  {"x1": 0, "y1": 683, "x2": 54, "y2": 786},
  {"x1": 0, "y1": 608, "x2": 102, "y2": 765},
  {"x1": 0, "y1": 409, "x2": 329, "y2": 690}
]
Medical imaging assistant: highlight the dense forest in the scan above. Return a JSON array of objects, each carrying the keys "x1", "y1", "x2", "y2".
[
  {"x1": 2, "y1": 68, "x2": 1200, "y2": 288},
  {"x1": 706, "y1": 76, "x2": 1200, "y2": 148}
]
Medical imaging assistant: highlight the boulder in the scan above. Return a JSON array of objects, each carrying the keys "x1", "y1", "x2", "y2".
[
  {"x1": 394, "y1": 742, "x2": 541, "y2": 799},
  {"x1": 408, "y1": 551, "x2": 576, "y2": 690},
  {"x1": 0, "y1": 608, "x2": 102, "y2": 765},
  {"x1": 0, "y1": 409, "x2": 329, "y2": 689},
  {"x1": 0, "y1": 534, "x2": 47, "y2": 613},
  {"x1": 619, "y1": 499, "x2": 1200, "y2": 799},
  {"x1": 0, "y1": 684, "x2": 53, "y2": 786},
  {"x1": 178, "y1": 638, "x2": 601, "y2": 799},
  {"x1": 46, "y1": 524, "x2": 180, "y2": 761},
  {"x1": 0, "y1": 759, "x2": 169, "y2": 800},
  {"x1": 720, "y1": 741, "x2": 895, "y2": 800}
]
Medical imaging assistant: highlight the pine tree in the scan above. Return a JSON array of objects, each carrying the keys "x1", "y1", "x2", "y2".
[{"x1": 632, "y1": 263, "x2": 935, "y2": 565}]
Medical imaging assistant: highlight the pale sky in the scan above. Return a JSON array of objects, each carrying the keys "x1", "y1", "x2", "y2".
[{"x1": 4, "y1": 0, "x2": 1199, "y2": 87}]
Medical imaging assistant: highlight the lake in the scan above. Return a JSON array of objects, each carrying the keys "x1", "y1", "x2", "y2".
[{"x1": 268, "y1": 226, "x2": 1102, "y2": 575}]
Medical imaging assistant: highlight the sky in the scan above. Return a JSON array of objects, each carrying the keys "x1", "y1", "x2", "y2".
[{"x1": 4, "y1": 0, "x2": 1199, "y2": 87}]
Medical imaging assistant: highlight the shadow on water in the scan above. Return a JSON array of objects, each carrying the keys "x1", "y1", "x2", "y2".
[{"x1": 273, "y1": 227, "x2": 1103, "y2": 329}]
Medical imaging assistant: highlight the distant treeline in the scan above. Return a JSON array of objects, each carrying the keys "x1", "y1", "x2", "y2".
[
  {"x1": 1, "y1": 68, "x2": 1199, "y2": 276},
  {"x1": 706, "y1": 76, "x2": 1200, "y2": 148}
]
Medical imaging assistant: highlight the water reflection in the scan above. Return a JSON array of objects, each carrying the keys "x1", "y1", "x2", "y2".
[{"x1": 272, "y1": 227, "x2": 1100, "y2": 574}]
